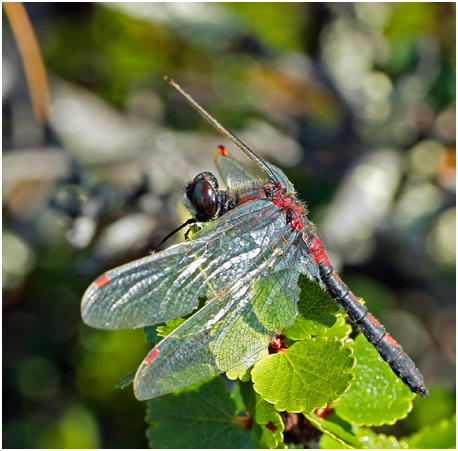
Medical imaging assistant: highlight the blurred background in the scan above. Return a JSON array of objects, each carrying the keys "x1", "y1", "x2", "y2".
[{"x1": 2, "y1": 3, "x2": 455, "y2": 448}]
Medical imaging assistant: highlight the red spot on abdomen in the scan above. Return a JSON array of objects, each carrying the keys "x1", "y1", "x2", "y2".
[
  {"x1": 367, "y1": 313, "x2": 382, "y2": 328},
  {"x1": 145, "y1": 347, "x2": 160, "y2": 364},
  {"x1": 347, "y1": 291, "x2": 366, "y2": 308},
  {"x1": 309, "y1": 235, "x2": 331, "y2": 266},
  {"x1": 383, "y1": 333, "x2": 400, "y2": 348},
  {"x1": 218, "y1": 145, "x2": 228, "y2": 156},
  {"x1": 94, "y1": 273, "x2": 111, "y2": 288}
]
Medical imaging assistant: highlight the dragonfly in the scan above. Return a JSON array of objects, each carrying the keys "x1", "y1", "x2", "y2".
[{"x1": 81, "y1": 77, "x2": 428, "y2": 400}]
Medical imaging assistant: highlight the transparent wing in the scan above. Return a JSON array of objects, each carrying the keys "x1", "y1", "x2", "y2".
[
  {"x1": 81, "y1": 199, "x2": 285, "y2": 330},
  {"x1": 266, "y1": 164, "x2": 296, "y2": 194},
  {"x1": 214, "y1": 146, "x2": 260, "y2": 189},
  {"x1": 215, "y1": 146, "x2": 296, "y2": 194},
  {"x1": 134, "y1": 229, "x2": 307, "y2": 400},
  {"x1": 166, "y1": 77, "x2": 296, "y2": 194}
]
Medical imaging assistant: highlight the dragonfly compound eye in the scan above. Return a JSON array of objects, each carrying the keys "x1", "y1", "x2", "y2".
[
  {"x1": 192, "y1": 180, "x2": 217, "y2": 218},
  {"x1": 187, "y1": 172, "x2": 220, "y2": 220}
]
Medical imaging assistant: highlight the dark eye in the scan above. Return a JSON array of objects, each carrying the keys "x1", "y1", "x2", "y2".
[{"x1": 191, "y1": 180, "x2": 217, "y2": 219}]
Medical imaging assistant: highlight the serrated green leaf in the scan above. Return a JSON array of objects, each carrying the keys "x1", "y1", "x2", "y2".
[
  {"x1": 226, "y1": 364, "x2": 252, "y2": 382},
  {"x1": 238, "y1": 380, "x2": 285, "y2": 448},
  {"x1": 335, "y1": 334, "x2": 415, "y2": 427},
  {"x1": 283, "y1": 276, "x2": 339, "y2": 340},
  {"x1": 147, "y1": 298, "x2": 207, "y2": 341},
  {"x1": 116, "y1": 370, "x2": 136, "y2": 389},
  {"x1": 321, "y1": 316, "x2": 353, "y2": 340},
  {"x1": 253, "y1": 398, "x2": 285, "y2": 449},
  {"x1": 403, "y1": 415, "x2": 456, "y2": 449},
  {"x1": 146, "y1": 376, "x2": 251, "y2": 448},
  {"x1": 156, "y1": 317, "x2": 186, "y2": 337},
  {"x1": 319, "y1": 434, "x2": 348, "y2": 449},
  {"x1": 143, "y1": 325, "x2": 161, "y2": 344},
  {"x1": 352, "y1": 426, "x2": 408, "y2": 449},
  {"x1": 252, "y1": 338, "x2": 355, "y2": 413},
  {"x1": 318, "y1": 420, "x2": 410, "y2": 449},
  {"x1": 307, "y1": 413, "x2": 361, "y2": 449},
  {"x1": 226, "y1": 349, "x2": 268, "y2": 382},
  {"x1": 250, "y1": 269, "x2": 298, "y2": 331}
]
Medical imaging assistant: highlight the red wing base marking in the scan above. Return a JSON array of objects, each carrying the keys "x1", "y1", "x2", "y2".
[
  {"x1": 144, "y1": 347, "x2": 160, "y2": 364},
  {"x1": 94, "y1": 273, "x2": 111, "y2": 288}
]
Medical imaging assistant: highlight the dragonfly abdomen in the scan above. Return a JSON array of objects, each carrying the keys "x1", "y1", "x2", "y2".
[{"x1": 306, "y1": 233, "x2": 429, "y2": 397}]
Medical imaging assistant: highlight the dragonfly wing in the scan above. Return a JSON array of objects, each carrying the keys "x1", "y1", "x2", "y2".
[
  {"x1": 81, "y1": 199, "x2": 284, "y2": 330},
  {"x1": 268, "y1": 163, "x2": 296, "y2": 194},
  {"x1": 215, "y1": 146, "x2": 296, "y2": 194},
  {"x1": 214, "y1": 147, "x2": 261, "y2": 188},
  {"x1": 134, "y1": 228, "x2": 305, "y2": 400}
]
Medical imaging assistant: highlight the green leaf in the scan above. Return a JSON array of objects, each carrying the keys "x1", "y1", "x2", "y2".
[
  {"x1": 283, "y1": 276, "x2": 339, "y2": 340},
  {"x1": 146, "y1": 376, "x2": 251, "y2": 448},
  {"x1": 334, "y1": 334, "x2": 415, "y2": 426},
  {"x1": 307, "y1": 413, "x2": 361, "y2": 449},
  {"x1": 352, "y1": 427, "x2": 408, "y2": 449},
  {"x1": 403, "y1": 415, "x2": 456, "y2": 449},
  {"x1": 314, "y1": 415, "x2": 410, "y2": 449},
  {"x1": 146, "y1": 298, "x2": 207, "y2": 341},
  {"x1": 156, "y1": 318, "x2": 186, "y2": 337},
  {"x1": 116, "y1": 370, "x2": 136, "y2": 389},
  {"x1": 226, "y1": 364, "x2": 252, "y2": 382},
  {"x1": 252, "y1": 337, "x2": 355, "y2": 413},
  {"x1": 143, "y1": 325, "x2": 161, "y2": 344},
  {"x1": 319, "y1": 434, "x2": 348, "y2": 449},
  {"x1": 253, "y1": 398, "x2": 285, "y2": 448},
  {"x1": 230, "y1": 381, "x2": 246, "y2": 416},
  {"x1": 250, "y1": 268, "x2": 299, "y2": 331},
  {"x1": 321, "y1": 316, "x2": 353, "y2": 340},
  {"x1": 226, "y1": 349, "x2": 268, "y2": 382},
  {"x1": 238, "y1": 380, "x2": 285, "y2": 449}
]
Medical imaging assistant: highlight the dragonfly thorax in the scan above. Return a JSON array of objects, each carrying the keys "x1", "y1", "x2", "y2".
[
  {"x1": 269, "y1": 182, "x2": 306, "y2": 231},
  {"x1": 184, "y1": 172, "x2": 306, "y2": 232}
]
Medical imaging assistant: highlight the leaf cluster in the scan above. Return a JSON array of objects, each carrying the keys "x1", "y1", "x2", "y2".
[{"x1": 125, "y1": 276, "x2": 453, "y2": 448}]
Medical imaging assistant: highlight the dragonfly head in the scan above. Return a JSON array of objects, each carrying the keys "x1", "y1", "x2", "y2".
[{"x1": 183, "y1": 172, "x2": 224, "y2": 221}]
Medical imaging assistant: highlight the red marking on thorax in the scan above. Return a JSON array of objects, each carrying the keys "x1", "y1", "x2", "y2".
[
  {"x1": 291, "y1": 216, "x2": 303, "y2": 230},
  {"x1": 271, "y1": 185, "x2": 304, "y2": 231},
  {"x1": 309, "y1": 235, "x2": 331, "y2": 266},
  {"x1": 94, "y1": 273, "x2": 111, "y2": 288},
  {"x1": 218, "y1": 145, "x2": 228, "y2": 156},
  {"x1": 283, "y1": 196, "x2": 292, "y2": 206},
  {"x1": 145, "y1": 347, "x2": 160, "y2": 364}
]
